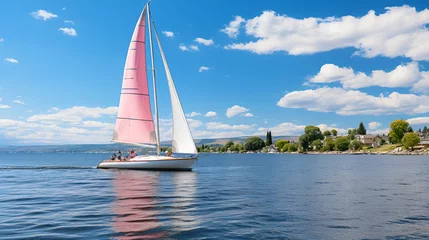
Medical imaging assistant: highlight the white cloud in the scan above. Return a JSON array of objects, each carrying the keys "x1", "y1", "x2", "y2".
[
  {"x1": 186, "y1": 119, "x2": 203, "y2": 129},
  {"x1": 224, "y1": 6, "x2": 429, "y2": 61},
  {"x1": 179, "y1": 44, "x2": 189, "y2": 51},
  {"x1": 244, "y1": 113, "x2": 254, "y2": 117},
  {"x1": 368, "y1": 121, "x2": 382, "y2": 129},
  {"x1": 28, "y1": 106, "x2": 118, "y2": 124},
  {"x1": 226, "y1": 105, "x2": 249, "y2": 118},
  {"x1": 82, "y1": 121, "x2": 114, "y2": 129},
  {"x1": 62, "y1": 7, "x2": 66, "y2": 11},
  {"x1": 310, "y1": 62, "x2": 429, "y2": 92},
  {"x1": 48, "y1": 107, "x2": 59, "y2": 112},
  {"x1": 198, "y1": 66, "x2": 210, "y2": 72},
  {"x1": 204, "y1": 111, "x2": 217, "y2": 117},
  {"x1": 407, "y1": 117, "x2": 429, "y2": 125},
  {"x1": 0, "y1": 38, "x2": 4, "y2": 43},
  {"x1": 368, "y1": 128, "x2": 390, "y2": 135},
  {"x1": 179, "y1": 44, "x2": 198, "y2": 52},
  {"x1": 195, "y1": 37, "x2": 214, "y2": 46},
  {"x1": 5, "y1": 58, "x2": 18, "y2": 64},
  {"x1": 31, "y1": 10, "x2": 58, "y2": 21},
  {"x1": 221, "y1": 16, "x2": 245, "y2": 38},
  {"x1": 64, "y1": 20, "x2": 75, "y2": 25},
  {"x1": 162, "y1": 31, "x2": 174, "y2": 37},
  {"x1": 278, "y1": 87, "x2": 429, "y2": 115},
  {"x1": 0, "y1": 119, "x2": 112, "y2": 144},
  {"x1": 13, "y1": 100, "x2": 25, "y2": 105},
  {"x1": 185, "y1": 112, "x2": 201, "y2": 117},
  {"x1": 206, "y1": 122, "x2": 256, "y2": 131},
  {"x1": 59, "y1": 28, "x2": 77, "y2": 36},
  {"x1": 0, "y1": 105, "x2": 11, "y2": 109},
  {"x1": 192, "y1": 130, "x2": 245, "y2": 139},
  {"x1": 189, "y1": 45, "x2": 199, "y2": 51}
]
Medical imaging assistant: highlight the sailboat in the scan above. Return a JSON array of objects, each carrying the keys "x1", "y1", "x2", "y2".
[{"x1": 97, "y1": 2, "x2": 198, "y2": 171}]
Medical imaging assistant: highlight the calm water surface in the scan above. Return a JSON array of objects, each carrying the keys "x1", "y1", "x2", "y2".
[{"x1": 1, "y1": 153, "x2": 429, "y2": 239}]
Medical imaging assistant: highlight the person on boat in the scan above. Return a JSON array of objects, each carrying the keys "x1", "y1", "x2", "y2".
[
  {"x1": 118, "y1": 151, "x2": 122, "y2": 161},
  {"x1": 110, "y1": 153, "x2": 117, "y2": 160},
  {"x1": 130, "y1": 149, "x2": 136, "y2": 158},
  {"x1": 165, "y1": 150, "x2": 172, "y2": 157}
]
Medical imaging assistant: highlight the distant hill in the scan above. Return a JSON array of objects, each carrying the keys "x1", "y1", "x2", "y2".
[{"x1": 0, "y1": 135, "x2": 298, "y2": 153}]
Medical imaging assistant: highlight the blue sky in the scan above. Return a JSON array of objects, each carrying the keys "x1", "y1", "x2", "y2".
[{"x1": 1, "y1": 0, "x2": 429, "y2": 145}]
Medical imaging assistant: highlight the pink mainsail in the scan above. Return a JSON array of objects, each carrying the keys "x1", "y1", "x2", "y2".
[{"x1": 112, "y1": 5, "x2": 157, "y2": 146}]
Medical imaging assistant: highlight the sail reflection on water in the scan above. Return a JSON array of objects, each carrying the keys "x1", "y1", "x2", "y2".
[{"x1": 111, "y1": 171, "x2": 165, "y2": 239}]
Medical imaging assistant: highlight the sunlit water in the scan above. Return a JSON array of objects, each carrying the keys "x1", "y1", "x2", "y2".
[{"x1": 1, "y1": 153, "x2": 429, "y2": 239}]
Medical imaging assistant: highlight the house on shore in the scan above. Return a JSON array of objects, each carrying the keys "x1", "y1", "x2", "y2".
[{"x1": 355, "y1": 134, "x2": 383, "y2": 147}]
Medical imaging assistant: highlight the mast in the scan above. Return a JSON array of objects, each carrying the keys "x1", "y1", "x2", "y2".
[{"x1": 147, "y1": 2, "x2": 161, "y2": 156}]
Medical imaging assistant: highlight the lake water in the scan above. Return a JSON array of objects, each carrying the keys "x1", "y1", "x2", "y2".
[{"x1": 1, "y1": 153, "x2": 429, "y2": 239}]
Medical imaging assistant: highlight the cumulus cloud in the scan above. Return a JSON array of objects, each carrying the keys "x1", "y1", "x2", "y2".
[
  {"x1": 4, "y1": 58, "x2": 18, "y2": 63},
  {"x1": 0, "y1": 119, "x2": 112, "y2": 144},
  {"x1": 224, "y1": 6, "x2": 429, "y2": 61},
  {"x1": 407, "y1": 117, "x2": 429, "y2": 125},
  {"x1": 198, "y1": 66, "x2": 210, "y2": 72},
  {"x1": 185, "y1": 112, "x2": 201, "y2": 117},
  {"x1": 189, "y1": 45, "x2": 199, "y2": 51},
  {"x1": 244, "y1": 113, "x2": 254, "y2": 117},
  {"x1": 226, "y1": 105, "x2": 249, "y2": 117},
  {"x1": 59, "y1": 28, "x2": 77, "y2": 36},
  {"x1": 179, "y1": 44, "x2": 199, "y2": 52},
  {"x1": 206, "y1": 122, "x2": 256, "y2": 131},
  {"x1": 186, "y1": 119, "x2": 203, "y2": 129},
  {"x1": 277, "y1": 87, "x2": 429, "y2": 115},
  {"x1": 205, "y1": 111, "x2": 217, "y2": 117},
  {"x1": 27, "y1": 106, "x2": 118, "y2": 124},
  {"x1": 31, "y1": 10, "x2": 58, "y2": 21},
  {"x1": 0, "y1": 105, "x2": 11, "y2": 109},
  {"x1": 221, "y1": 16, "x2": 245, "y2": 38},
  {"x1": 310, "y1": 62, "x2": 429, "y2": 92},
  {"x1": 64, "y1": 20, "x2": 75, "y2": 25},
  {"x1": 195, "y1": 37, "x2": 214, "y2": 46},
  {"x1": 368, "y1": 121, "x2": 382, "y2": 129},
  {"x1": 162, "y1": 31, "x2": 174, "y2": 37},
  {"x1": 13, "y1": 100, "x2": 25, "y2": 105}
]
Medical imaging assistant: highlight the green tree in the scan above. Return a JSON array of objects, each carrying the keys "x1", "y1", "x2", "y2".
[
  {"x1": 424, "y1": 126, "x2": 428, "y2": 133},
  {"x1": 281, "y1": 143, "x2": 290, "y2": 152},
  {"x1": 349, "y1": 140, "x2": 363, "y2": 150},
  {"x1": 407, "y1": 125, "x2": 414, "y2": 133},
  {"x1": 299, "y1": 134, "x2": 310, "y2": 151},
  {"x1": 357, "y1": 122, "x2": 367, "y2": 135},
  {"x1": 265, "y1": 131, "x2": 273, "y2": 146},
  {"x1": 224, "y1": 141, "x2": 234, "y2": 150},
  {"x1": 331, "y1": 129, "x2": 338, "y2": 136},
  {"x1": 312, "y1": 139, "x2": 323, "y2": 151},
  {"x1": 323, "y1": 137, "x2": 335, "y2": 151},
  {"x1": 402, "y1": 132, "x2": 420, "y2": 151},
  {"x1": 304, "y1": 126, "x2": 324, "y2": 142},
  {"x1": 323, "y1": 130, "x2": 332, "y2": 137},
  {"x1": 389, "y1": 119, "x2": 409, "y2": 144},
  {"x1": 288, "y1": 144, "x2": 298, "y2": 152},
  {"x1": 348, "y1": 128, "x2": 357, "y2": 140},
  {"x1": 275, "y1": 140, "x2": 289, "y2": 150},
  {"x1": 334, "y1": 136, "x2": 350, "y2": 151},
  {"x1": 244, "y1": 136, "x2": 265, "y2": 151}
]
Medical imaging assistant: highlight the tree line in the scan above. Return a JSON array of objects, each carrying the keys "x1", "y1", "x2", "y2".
[{"x1": 195, "y1": 120, "x2": 426, "y2": 153}]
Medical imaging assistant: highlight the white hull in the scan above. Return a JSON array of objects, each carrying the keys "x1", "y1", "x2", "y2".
[{"x1": 97, "y1": 155, "x2": 197, "y2": 171}]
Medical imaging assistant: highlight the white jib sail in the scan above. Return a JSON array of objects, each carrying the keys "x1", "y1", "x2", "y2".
[{"x1": 153, "y1": 24, "x2": 197, "y2": 154}]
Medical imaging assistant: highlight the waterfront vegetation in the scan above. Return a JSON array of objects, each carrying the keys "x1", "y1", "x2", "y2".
[{"x1": 196, "y1": 120, "x2": 429, "y2": 154}]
